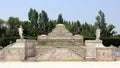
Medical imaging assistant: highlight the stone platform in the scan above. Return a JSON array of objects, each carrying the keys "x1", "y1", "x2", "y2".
[
  {"x1": 37, "y1": 24, "x2": 83, "y2": 46},
  {"x1": 0, "y1": 24, "x2": 118, "y2": 61},
  {"x1": 85, "y1": 40, "x2": 114, "y2": 61}
]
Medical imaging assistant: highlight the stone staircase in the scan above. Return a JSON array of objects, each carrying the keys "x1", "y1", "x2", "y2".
[
  {"x1": 26, "y1": 46, "x2": 86, "y2": 61},
  {"x1": 69, "y1": 46, "x2": 85, "y2": 58},
  {"x1": 36, "y1": 48, "x2": 84, "y2": 61}
]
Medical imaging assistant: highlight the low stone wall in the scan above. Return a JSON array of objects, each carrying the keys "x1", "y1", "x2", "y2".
[
  {"x1": 5, "y1": 48, "x2": 25, "y2": 61},
  {"x1": 4, "y1": 39, "x2": 26, "y2": 61},
  {"x1": 0, "y1": 39, "x2": 36, "y2": 61},
  {"x1": 96, "y1": 48, "x2": 114, "y2": 61},
  {"x1": 0, "y1": 49, "x2": 4, "y2": 61}
]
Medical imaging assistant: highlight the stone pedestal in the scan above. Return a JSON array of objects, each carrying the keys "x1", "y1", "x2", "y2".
[
  {"x1": 5, "y1": 39, "x2": 26, "y2": 61},
  {"x1": 85, "y1": 40, "x2": 105, "y2": 60}
]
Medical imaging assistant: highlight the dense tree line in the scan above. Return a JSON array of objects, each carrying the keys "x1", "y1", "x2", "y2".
[{"x1": 0, "y1": 9, "x2": 118, "y2": 38}]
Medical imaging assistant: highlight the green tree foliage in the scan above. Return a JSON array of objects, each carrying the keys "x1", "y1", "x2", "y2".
[
  {"x1": 106, "y1": 24, "x2": 116, "y2": 37},
  {"x1": 20, "y1": 21, "x2": 33, "y2": 36},
  {"x1": 47, "y1": 20, "x2": 56, "y2": 33},
  {"x1": 95, "y1": 10, "x2": 116, "y2": 37},
  {"x1": 0, "y1": 19, "x2": 6, "y2": 37},
  {"x1": 0, "y1": 9, "x2": 119, "y2": 47},
  {"x1": 57, "y1": 14, "x2": 63, "y2": 24},
  {"x1": 80, "y1": 22, "x2": 95, "y2": 37},
  {"x1": 0, "y1": 9, "x2": 117, "y2": 38},
  {"x1": 71, "y1": 21, "x2": 81, "y2": 35},
  {"x1": 28, "y1": 8, "x2": 38, "y2": 36},
  {"x1": 64, "y1": 21, "x2": 73, "y2": 33},
  {"x1": 6, "y1": 17, "x2": 20, "y2": 36},
  {"x1": 38, "y1": 10, "x2": 49, "y2": 34}
]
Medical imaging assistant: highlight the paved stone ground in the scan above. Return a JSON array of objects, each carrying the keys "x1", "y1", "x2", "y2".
[{"x1": 36, "y1": 48, "x2": 84, "y2": 61}]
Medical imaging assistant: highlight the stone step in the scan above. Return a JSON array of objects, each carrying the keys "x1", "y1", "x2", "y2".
[{"x1": 35, "y1": 48, "x2": 84, "y2": 61}]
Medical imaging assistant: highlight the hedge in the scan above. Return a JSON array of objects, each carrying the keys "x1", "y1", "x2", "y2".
[
  {"x1": 0, "y1": 36, "x2": 37, "y2": 47},
  {"x1": 84, "y1": 37, "x2": 120, "y2": 47},
  {"x1": 0, "y1": 36, "x2": 19, "y2": 47}
]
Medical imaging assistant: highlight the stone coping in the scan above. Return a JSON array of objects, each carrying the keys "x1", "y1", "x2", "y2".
[{"x1": 85, "y1": 40, "x2": 102, "y2": 43}]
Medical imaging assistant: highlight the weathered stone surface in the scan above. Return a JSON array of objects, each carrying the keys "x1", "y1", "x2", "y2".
[
  {"x1": 25, "y1": 40, "x2": 36, "y2": 57},
  {"x1": 85, "y1": 40, "x2": 105, "y2": 60},
  {"x1": 96, "y1": 48, "x2": 114, "y2": 61},
  {"x1": 5, "y1": 48, "x2": 25, "y2": 61},
  {"x1": 36, "y1": 48, "x2": 84, "y2": 61},
  {"x1": 26, "y1": 48, "x2": 35, "y2": 57},
  {"x1": 48, "y1": 24, "x2": 72, "y2": 37},
  {"x1": 34, "y1": 46, "x2": 52, "y2": 56},
  {"x1": 0, "y1": 50, "x2": 4, "y2": 60},
  {"x1": 26, "y1": 40, "x2": 36, "y2": 48},
  {"x1": 5, "y1": 39, "x2": 25, "y2": 61},
  {"x1": 37, "y1": 24, "x2": 83, "y2": 45},
  {"x1": 85, "y1": 40, "x2": 105, "y2": 47}
]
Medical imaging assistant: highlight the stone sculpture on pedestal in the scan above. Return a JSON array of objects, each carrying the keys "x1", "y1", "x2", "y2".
[
  {"x1": 18, "y1": 26, "x2": 23, "y2": 39},
  {"x1": 95, "y1": 26, "x2": 101, "y2": 40}
]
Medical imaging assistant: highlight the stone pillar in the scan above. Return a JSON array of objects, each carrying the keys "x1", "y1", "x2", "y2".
[
  {"x1": 25, "y1": 40, "x2": 36, "y2": 57},
  {"x1": 85, "y1": 40, "x2": 104, "y2": 60},
  {"x1": 5, "y1": 39, "x2": 26, "y2": 61}
]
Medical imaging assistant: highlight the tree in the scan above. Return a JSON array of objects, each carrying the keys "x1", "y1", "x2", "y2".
[
  {"x1": 106, "y1": 24, "x2": 116, "y2": 37},
  {"x1": 81, "y1": 29, "x2": 91, "y2": 37},
  {"x1": 6, "y1": 17, "x2": 20, "y2": 36},
  {"x1": 28, "y1": 8, "x2": 38, "y2": 36},
  {"x1": 64, "y1": 21, "x2": 73, "y2": 33},
  {"x1": 0, "y1": 19, "x2": 6, "y2": 37},
  {"x1": 80, "y1": 22, "x2": 93, "y2": 37},
  {"x1": 38, "y1": 10, "x2": 49, "y2": 34},
  {"x1": 95, "y1": 10, "x2": 107, "y2": 37},
  {"x1": 20, "y1": 21, "x2": 33, "y2": 36},
  {"x1": 95, "y1": 10, "x2": 116, "y2": 37},
  {"x1": 57, "y1": 14, "x2": 63, "y2": 24},
  {"x1": 47, "y1": 20, "x2": 56, "y2": 33}
]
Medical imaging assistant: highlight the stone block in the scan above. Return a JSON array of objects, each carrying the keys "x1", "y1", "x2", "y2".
[
  {"x1": 5, "y1": 39, "x2": 25, "y2": 61},
  {"x1": 85, "y1": 40, "x2": 105, "y2": 59},
  {"x1": 26, "y1": 40, "x2": 36, "y2": 48},
  {"x1": 5, "y1": 48, "x2": 25, "y2": 61},
  {"x1": 26, "y1": 48, "x2": 35, "y2": 57},
  {"x1": 86, "y1": 47, "x2": 96, "y2": 58},
  {"x1": 96, "y1": 48, "x2": 114, "y2": 61}
]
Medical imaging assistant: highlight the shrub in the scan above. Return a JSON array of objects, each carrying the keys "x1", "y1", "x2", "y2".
[
  {"x1": 0, "y1": 37, "x2": 18, "y2": 47},
  {"x1": 84, "y1": 37, "x2": 120, "y2": 47},
  {"x1": 24, "y1": 36, "x2": 37, "y2": 40}
]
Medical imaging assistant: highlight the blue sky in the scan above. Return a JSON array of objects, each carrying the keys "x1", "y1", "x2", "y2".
[{"x1": 0, "y1": 0, "x2": 120, "y2": 34}]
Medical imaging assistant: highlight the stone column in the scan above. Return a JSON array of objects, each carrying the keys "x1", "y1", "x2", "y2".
[{"x1": 85, "y1": 40, "x2": 104, "y2": 60}]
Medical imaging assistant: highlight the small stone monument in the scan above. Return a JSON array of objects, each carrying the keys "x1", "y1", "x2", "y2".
[
  {"x1": 85, "y1": 27, "x2": 104, "y2": 60},
  {"x1": 18, "y1": 26, "x2": 23, "y2": 39},
  {"x1": 4, "y1": 25, "x2": 26, "y2": 61},
  {"x1": 95, "y1": 26, "x2": 101, "y2": 40}
]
